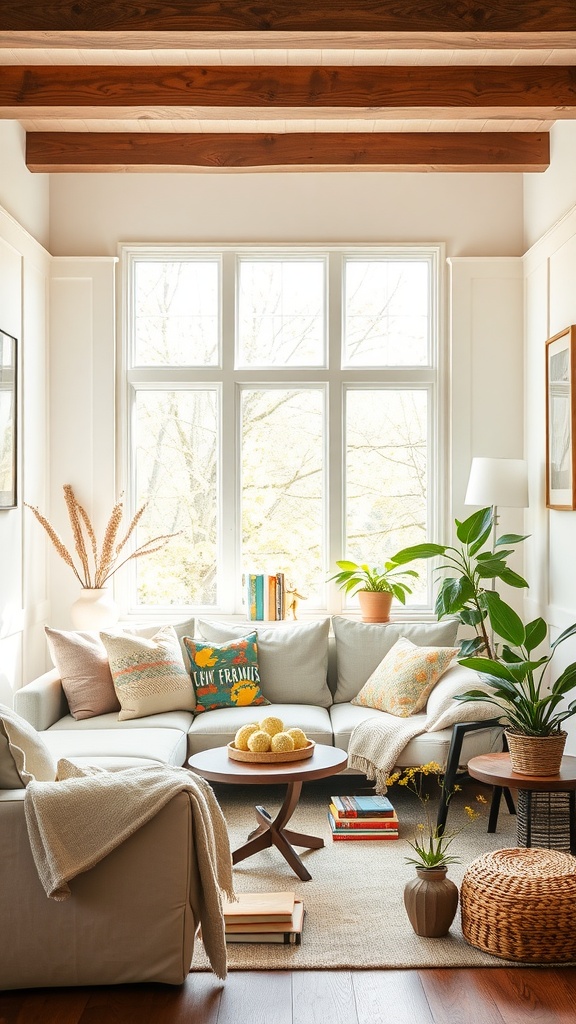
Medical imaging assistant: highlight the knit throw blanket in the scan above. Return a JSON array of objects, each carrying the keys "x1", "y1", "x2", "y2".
[
  {"x1": 347, "y1": 716, "x2": 426, "y2": 793},
  {"x1": 24, "y1": 761, "x2": 235, "y2": 979}
]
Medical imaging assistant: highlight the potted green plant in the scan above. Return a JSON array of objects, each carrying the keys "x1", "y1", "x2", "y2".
[
  {"x1": 328, "y1": 559, "x2": 419, "y2": 622},
  {"x1": 391, "y1": 507, "x2": 528, "y2": 658},
  {"x1": 456, "y1": 618, "x2": 576, "y2": 775}
]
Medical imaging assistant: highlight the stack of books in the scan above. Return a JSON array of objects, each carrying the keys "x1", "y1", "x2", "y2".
[
  {"x1": 328, "y1": 793, "x2": 399, "y2": 840},
  {"x1": 243, "y1": 572, "x2": 285, "y2": 620},
  {"x1": 222, "y1": 891, "x2": 305, "y2": 944}
]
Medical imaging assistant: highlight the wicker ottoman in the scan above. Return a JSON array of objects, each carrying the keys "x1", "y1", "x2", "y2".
[{"x1": 461, "y1": 847, "x2": 576, "y2": 962}]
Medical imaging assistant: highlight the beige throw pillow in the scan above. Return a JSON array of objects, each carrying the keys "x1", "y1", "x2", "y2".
[
  {"x1": 45, "y1": 627, "x2": 120, "y2": 720},
  {"x1": 0, "y1": 704, "x2": 56, "y2": 788},
  {"x1": 351, "y1": 637, "x2": 459, "y2": 717},
  {"x1": 100, "y1": 626, "x2": 194, "y2": 722},
  {"x1": 425, "y1": 664, "x2": 499, "y2": 731}
]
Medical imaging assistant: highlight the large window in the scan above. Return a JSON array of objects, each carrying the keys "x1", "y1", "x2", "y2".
[{"x1": 121, "y1": 246, "x2": 443, "y2": 615}]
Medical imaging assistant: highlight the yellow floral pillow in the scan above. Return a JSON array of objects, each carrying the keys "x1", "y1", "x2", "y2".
[{"x1": 351, "y1": 637, "x2": 459, "y2": 717}]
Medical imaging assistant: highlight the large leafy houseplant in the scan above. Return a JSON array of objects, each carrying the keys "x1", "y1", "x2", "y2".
[
  {"x1": 457, "y1": 619, "x2": 576, "y2": 737},
  {"x1": 391, "y1": 507, "x2": 529, "y2": 658}
]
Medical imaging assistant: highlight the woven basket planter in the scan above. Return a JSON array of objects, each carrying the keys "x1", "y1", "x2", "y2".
[
  {"x1": 461, "y1": 847, "x2": 576, "y2": 962},
  {"x1": 505, "y1": 728, "x2": 567, "y2": 776}
]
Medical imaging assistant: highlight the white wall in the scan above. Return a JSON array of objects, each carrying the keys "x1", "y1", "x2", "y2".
[
  {"x1": 524, "y1": 123, "x2": 576, "y2": 251},
  {"x1": 0, "y1": 123, "x2": 50, "y2": 251},
  {"x1": 0, "y1": 204, "x2": 51, "y2": 699},
  {"x1": 524, "y1": 124, "x2": 576, "y2": 753},
  {"x1": 48, "y1": 171, "x2": 524, "y2": 258}
]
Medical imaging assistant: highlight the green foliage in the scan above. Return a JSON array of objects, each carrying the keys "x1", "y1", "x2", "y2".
[
  {"x1": 328, "y1": 559, "x2": 419, "y2": 604},
  {"x1": 392, "y1": 507, "x2": 529, "y2": 659},
  {"x1": 457, "y1": 620, "x2": 576, "y2": 737}
]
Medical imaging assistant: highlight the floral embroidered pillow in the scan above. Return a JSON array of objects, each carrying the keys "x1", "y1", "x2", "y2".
[
  {"x1": 351, "y1": 636, "x2": 459, "y2": 717},
  {"x1": 183, "y1": 632, "x2": 270, "y2": 713}
]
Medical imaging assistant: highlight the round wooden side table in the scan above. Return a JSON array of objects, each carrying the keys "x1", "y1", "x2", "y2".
[
  {"x1": 189, "y1": 743, "x2": 348, "y2": 881},
  {"x1": 468, "y1": 752, "x2": 576, "y2": 854}
]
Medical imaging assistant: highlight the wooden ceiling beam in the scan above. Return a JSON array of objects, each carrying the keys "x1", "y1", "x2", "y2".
[
  {"x1": 25, "y1": 130, "x2": 550, "y2": 173},
  {"x1": 1, "y1": 0, "x2": 576, "y2": 35},
  {"x1": 2, "y1": 65, "x2": 576, "y2": 117}
]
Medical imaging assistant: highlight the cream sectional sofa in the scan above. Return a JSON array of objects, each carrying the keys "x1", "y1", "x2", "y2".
[{"x1": 13, "y1": 615, "x2": 503, "y2": 778}]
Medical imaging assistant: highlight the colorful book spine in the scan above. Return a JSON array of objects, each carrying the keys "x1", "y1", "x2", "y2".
[
  {"x1": 267, "y1": 575, "x2": 277, "y2": 620},
  {"x1": 328, "y1": 808, "x2": 398, "y2": 830},
  {"x1": 331, "y1": 831, "x2": 399, "y2": 841},
  {"x1": 275, "y1": 572, "x2": 285, "y2": 620},
  {"x1": 247, "y1": 574, "x2": 258, "y2": 620},
  {"x1": 331, "y1": 794, "x2": 395, "y2": 818},
  {"x1": 255, "y1": 574, "x2": 265, "y2": 620}
]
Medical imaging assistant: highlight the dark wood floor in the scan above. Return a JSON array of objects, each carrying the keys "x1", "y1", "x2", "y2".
[{"x1": 2, "y1": 968, "x2": 576, "y2": 1024}]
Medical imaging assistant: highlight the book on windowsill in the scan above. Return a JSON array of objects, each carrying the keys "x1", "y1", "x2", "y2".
[
  {"x1": 330, "y1": 794, "x2": 395, "y2": 818},
  {"x1": 328, "y1": 809, "x2": 399, "y2": 830},
  {"x1": 226, "y1": 900, "x2": 305, "y2": 944},
  {"x1": 222, "y1": 890, "x2": 296, "y2": 924}
]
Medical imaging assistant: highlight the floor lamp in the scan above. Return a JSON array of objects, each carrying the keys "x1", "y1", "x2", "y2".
[{"x1": 464, "y1": 456, "x2": 529, "y2": 566}]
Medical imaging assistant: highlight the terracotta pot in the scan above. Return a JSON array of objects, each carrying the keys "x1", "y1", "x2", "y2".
[
  {"x1": 357, "y1": 590, "x2": 393, "y2": 623},
  {"x1": 505, "y1": 728, "x2": 567, "y2": 777},
  {"x1": 403, "y1": 866, "x2": 459, "y2": 937},
  {"x1": 70, "y1": 588, "x2": 119, "y2": 630}
]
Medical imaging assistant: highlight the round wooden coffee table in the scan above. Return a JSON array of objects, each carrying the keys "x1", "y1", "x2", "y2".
[
  {"x1": 468, "y1": 753, "x2": 576, "y2": 854},
  {"x1": 188, "y1": 743, "x2": 347, "y2": 881}
]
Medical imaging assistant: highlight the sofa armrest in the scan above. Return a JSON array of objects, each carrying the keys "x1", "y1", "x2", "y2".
[
  {"x1": 0, "y1": 790, "x2": 197, "y2": 989},
  {"x1": 13, "y1": 669, "x2": 70, "y2": 730}
]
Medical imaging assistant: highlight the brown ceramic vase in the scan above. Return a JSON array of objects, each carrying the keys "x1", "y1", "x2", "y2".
[{"x1": 403, "y1": 866, "x2": 459, "y2": 937}]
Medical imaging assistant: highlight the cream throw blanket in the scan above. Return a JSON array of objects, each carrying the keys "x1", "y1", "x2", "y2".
[
  {"x1": 347, "y1": 716, "x2": 427, "y2": 792},
  {"x1": 24, "y1": 761, "x2": 235, "y2": 979}
]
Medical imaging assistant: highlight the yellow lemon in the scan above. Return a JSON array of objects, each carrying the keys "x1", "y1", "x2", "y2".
[
  {"x1": 247, "y1": 730, "x2": 271, "y2": 752},
  {"x1": 271, "y1": 732, "x2": 295, "y2": 753},
  {"x1": 287, "y1": 727, "x2": 308, "y2": 749},
  {"x1": 259, "y1": 716, "x2": 285, "y2": 737},
  {"x1": 234, "y1": 723, "x2": 258, "y2": 751}
]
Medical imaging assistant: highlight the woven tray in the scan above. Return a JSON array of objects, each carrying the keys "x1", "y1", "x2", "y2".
[
  {"x1": 461, "y1": 847, "x2": 576, "y2": 962},
  {"x1": 227, "y1": 740, "x2": 315, "y2": 764}
]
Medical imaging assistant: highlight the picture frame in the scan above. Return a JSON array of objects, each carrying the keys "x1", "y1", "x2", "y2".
[
  {"x1": 546, "y1": 325, "x2": 576, "y2": 510},
  {"x1": 0, "y1": 329, "x2": 17, "y2": 509}
]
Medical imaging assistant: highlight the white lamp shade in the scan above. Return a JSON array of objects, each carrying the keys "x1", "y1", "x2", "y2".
[{"x1": 465, "y1": 457, "x2": 528, "y2": 509}]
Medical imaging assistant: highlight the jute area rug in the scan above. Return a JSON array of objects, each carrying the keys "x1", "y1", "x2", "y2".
[{"x1": 191, "y1": 778, "x2": 523, "y2": 972}]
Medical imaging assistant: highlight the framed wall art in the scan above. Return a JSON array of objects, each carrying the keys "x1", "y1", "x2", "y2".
[
  {"x1": 0, "y1": 329, "x2": 17, "y2": 509},
  {"x1": 546, "y1": 324, "x2": 576, "y2": 510}
]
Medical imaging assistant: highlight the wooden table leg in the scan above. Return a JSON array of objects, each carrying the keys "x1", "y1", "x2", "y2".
[{"x1": 231, "y1": 781, "x2": 324, "y2": 882}]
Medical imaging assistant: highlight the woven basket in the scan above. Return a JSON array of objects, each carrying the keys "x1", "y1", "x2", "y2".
[
  {"x1": 461, "y1": 848, "x2": 576, "y2": 962},
  {"x1": 505, "y1": 728, "x2": 567, "y2": 776},
  {"x1": 516, "y1": 791, "x2": 572, "y2": 853}
]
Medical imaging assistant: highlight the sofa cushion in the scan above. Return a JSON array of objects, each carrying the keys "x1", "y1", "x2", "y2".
[
  {"x1": 41, "y1": 727, "x2": 187, "y2": 768},
  {"x1": 332, "y1": 616, "x2": 460, "y2": 704},
  {"x1": 351, "y1": 637, "x2": 458, "y2": 717},
  {"x1": 187, "y1": 703, "x2": 333, "y2": 755},
  {"x1": 329, "y1": 702, "x2": 503, "y2": 766},
  {"x1": 425, "y1": 664, "x2": 499, "y2": 732},
  {"x1": 47, "y1": 709, "x2": 194, "y2": 732},
  {"x1": 45, "y1": 627, "x2": 120, "y2": 720},
  {"x1": 183, "y1": 632, "x2": 270, "y2": 713},
  {"x1": 101, "y1": 626, "x2": 194, "y2": 721},
  {"x1": 0, "y1": 705, "x2": 56, "y2": 788},
  {"x1": 197, "y1": 618, "x2": 332, "y2": 707}
]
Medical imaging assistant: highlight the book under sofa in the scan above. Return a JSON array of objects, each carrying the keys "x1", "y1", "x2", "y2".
[{"x1": 12, "y1": 615, "x2": 503, "y2": 789}]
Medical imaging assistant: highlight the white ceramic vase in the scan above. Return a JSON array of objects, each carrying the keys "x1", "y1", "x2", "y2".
[{"x1": 70, "y1": 588, "x2": 119, "y2": 630}]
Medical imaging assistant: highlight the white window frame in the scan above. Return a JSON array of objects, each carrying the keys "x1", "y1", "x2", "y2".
[{"x1": 118, "y1": 243, "x2": 446, "y2": 620}]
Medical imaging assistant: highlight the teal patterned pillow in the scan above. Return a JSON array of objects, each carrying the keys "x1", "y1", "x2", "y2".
[{"x1": 183, "y1": 632, "x2": 270, "y2": 713}]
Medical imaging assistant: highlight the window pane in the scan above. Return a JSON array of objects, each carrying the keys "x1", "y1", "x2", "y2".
[
  {"x1": 344, "y1": 259, "x2": 430, "y2": 366},
  {"x1": 134, "y1": 389, "x2": 218, "y2": 605},
  {"x1": 238, "y1": 259, "x2": 325, "y2": 366},
  {"x1": 241, "y1": 388, "x2": 324, "y2": 605},
  {"x1": 134, "y1": 260, "x2": 219, "y2": 366},
  {"x1": 345, "y1": 389, "x2": 428, "y2": 604}
]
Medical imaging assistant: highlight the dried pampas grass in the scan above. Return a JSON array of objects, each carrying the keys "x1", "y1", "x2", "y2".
[{"x1": 26, "y1": 485, "x2": 178, "y2": 588}]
